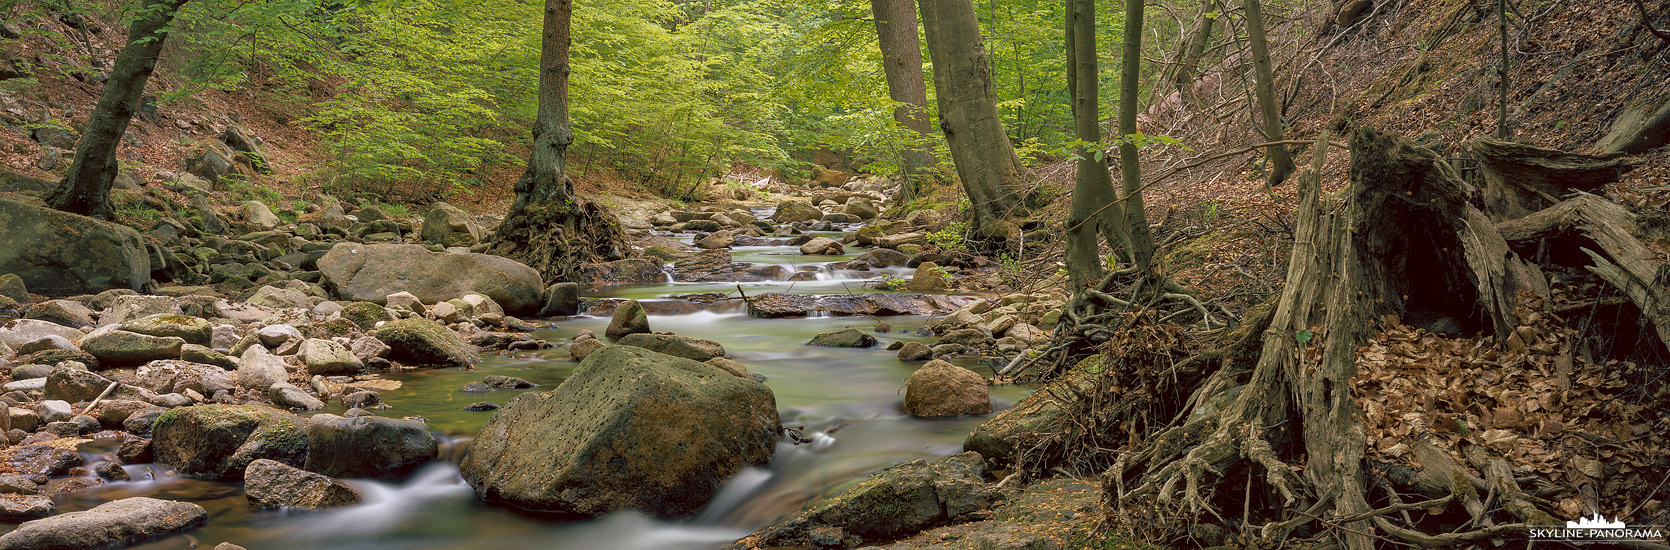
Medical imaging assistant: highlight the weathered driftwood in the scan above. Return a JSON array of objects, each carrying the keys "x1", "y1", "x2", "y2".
[
  {"x1": 1112, "y1": 128, "x2": 1547, "y2": 549},
  {"x1": 1466, "y1": 137, "x2": 1635, "y2": 219},
  {"x1": 1497, "y1": 193, "x2": 1670, "y2": 351}
]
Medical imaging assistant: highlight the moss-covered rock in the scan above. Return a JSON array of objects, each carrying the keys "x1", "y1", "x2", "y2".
[
  {"x1": 372, "y1": 318, "x2": 476, "y2": 368},
  {"x1": 0, "y1": 273, "x2": 27, "y2": 303},
  {"x1": 23, "y1": 349, "x2": 99, "y2": 370},
  {"x1": 78, "y1": 329, "x2": 185, "y2": 366},
  {"x1": 151, "y1": 405, "x2": 309, "y2": 481},
  {"x1": 119, "y1": 314, "x2": 213, "y2": 346},
  {"x1": 0, "y1": 199, "x2": 151, "y2": 295},
  {"x1": 340, "y1": 301, "x2": 393, "y2": 330},
  {"x1": 301, "y1": 318, "x2": 360, "y2": 340}
]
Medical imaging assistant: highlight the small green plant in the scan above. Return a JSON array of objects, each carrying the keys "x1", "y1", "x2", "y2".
[
  {"x1": 871, "y1": 274, "x2": 909, "y2": 291},
  {"x1": 375, "y1": 203, "x2": 410, "y2": 217},
  {"x1": 1203, "y1": 200, "x2": 1221, "y2": 223},
  {"x1": 926, "y1": 221, "x2": 968, "y2": 252}
]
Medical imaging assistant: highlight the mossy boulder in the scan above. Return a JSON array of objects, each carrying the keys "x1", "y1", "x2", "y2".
[
  {"x1": 0, "y1": 199, "x2": 151, "y2": 295},
  {"x1": 729, "y1": 452, "x2": 997, "y2": 548},
  {"x1": 78, "y1": 329, "x2": 184, "y2": 366},
  {"x1": 372, "y1": 318, "x2": 476, "y2": 368},
  {"x1": 806, "y1": 328, "x2": 876, "y2": 348},
  {"x1": 303, "y1": 414, "x2": 437, "y2": 479},
  {"x1": 300, "y1": 318, "x2": 360, "y2": 340},
  {"x1": 23, "y1": 348, "x2": 98, "y2": 370},
  {"x1": 341, "y1": 301, "x2": 394, "y2": 329},
  {"x1": 151, "y1": 405, "x2": 309, "y2": 480},
  {"x1": 0, "y1": 273, "x2": 27, "y2": 303},
  {"x1": 418, "y1": 202, "x2": 481, "y2": 247},
  {"x1": 460, "y1": 345, "x2": 781, "y2": 518},
  {"x1": 119, "y1": 314, "x2": 212, "y2": 346}
]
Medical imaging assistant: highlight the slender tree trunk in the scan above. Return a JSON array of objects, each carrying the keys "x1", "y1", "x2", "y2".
[
  {"x1": 513, "y1": 0, "x2": 576, "y2": 212},
  {"x1": 1064, "y1": 0, "x2": 1130, "y2": 288},
  {"x1": 871, "y1": 0, "x2": 938, "y2": 200},
  {"x1": 1242, "y1": 0, "x2": 1294, "y2": 189},
  {"x1": 1171, "y1": 3, "x2": 1216, "y2": 91},
  {"x1": 45, "y1": 0, "x2": 189, "y2": 220},
  {"x1": 920, "y1": 0, "x2": 1024, "y2": 243},
  {"x1": 1117, "y1": 0, "x2": 1158, "y2": 272},
  {"x1": 487, "y1": 0, "x2": 628, "y2": 282},
  {"x1": 1496, "y1": 0, "x2": 1509, "y2": 139}
]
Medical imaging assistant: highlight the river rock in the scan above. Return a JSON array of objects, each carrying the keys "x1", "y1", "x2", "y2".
[
  {"x1": 798, "y1": 237, "x2": 843, "y2": 255},
  {"x1": 373, "y1": 318, "x2": 476, "y2": 367},
  {"x1": 905, "y1": 360, "x2": 990, "y2": 417},
  {"x1": 907, "y1": 262, "x2": 949, "y2": 291},
  {"x1": 540, "y1": 282, "x2": 581, "y2": 317},
  {"x1": 771, "y1": 200, "x2": 823, "y2": 223},
  {"x1": 79, "y1": 328, "x2": 184, "y2": 366},
  {"x1": 247, "y1": 285, "x2": 311, "y2": 309},
  {"x1": 842, "y1": 197, "x2": 878, "y2": 220},
  {"x1": 152, "y1": 404, "x2": 309, "y2": 480},
  {"x1": 236, "y1": 346, "x2": 291, "y2": 389},
  {"x1": 120, "y1": 314, "x2": 213, "y2": 345},
  {"x1": 0, "y1": 494, "x2": 52, "y2": 521},
  {"x1": 605, "y1": 300, "x2": 650, "y2": 339},
  {"x1": 297, "y1": 339, "x2": 362, "y2": 375},
  {"x1": 569, "y1": 338, "x2": 604, "y2": 360},
  {"x1": 16, "y1": 334, "x2": 75, "y2": 354},
  {"x1": 341, "y1": 301, "x2": 394, "y2": 329},
  {"x1": 0, "y1": 319, "x2": 86, "y2": 350},
  {"x1": 617, "y1": 333, "x2": 726, "y2": 361},
  {"x1": 731, "y1": 452, "x2": 996, "y2": 548},
  {"x1": 0, "y1": 497, "x2": 207, "y2": 549},
  {"x1": 43, "y1": 366, "x2": 113, "y2": 402},
  {"x1": 268, "y1": 383, "x2": 325, "y2": 410},
  {"x1": 24, "y1": 299, "x2": 97, "y2": 328},
  {"x1": 317, "y1": 243, "x2": 542, "y2": 315},
  {"x1": 0, "y1": 199, "x2": 152, "y2": 295},
  {"x1": 806, "y1": 328, "x2": 876, "y2": 348},
  {"x1": 385, "y1": 291, "x2": 426, "y2": 313},
  {"x1": 745, "y1": 292, "x2": 972, "y2": 318},
  {"x1": 244, "y1": 458, "x2": 361, "y2": 509},
  {"x1": 101, "y1": 295, "x2": 182, "y2": 326},
  {"x1": 0, "y1": 273, "x2": 26, "y2": 303},
  {"x1": 181, "y1": 344, "x2": 237, "y2": 369},
  {"x1": 896, "y1": 341, "x2": 933, "y2": 361},
  {"x1": 7, "y1": 445, "x2": 83, "y2": 476},
  {"x1": 460, "y1": 345, "x2": 781, "y2": 518},
  {"x1": 419, "y1": 202, "x2": 481, "y2": 247},
  {"x1": 304, "y1": 414, "x2": 437, "y2": 479},
  {"x1": 694, "y1": 230, "x2": 734, "y2": 250},
  {"x1": 243, "y1": 201, "x2": 280, "y2": 229}
]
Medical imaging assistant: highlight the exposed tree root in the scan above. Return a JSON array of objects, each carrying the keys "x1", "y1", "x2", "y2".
[{"x1": 484, "y1": 198, "x2": 630, "y2": 283}]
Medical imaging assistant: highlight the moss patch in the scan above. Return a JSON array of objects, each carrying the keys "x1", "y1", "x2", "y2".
[{"x1": 340, "y1": 301, "x2": 393, "y2": 330}]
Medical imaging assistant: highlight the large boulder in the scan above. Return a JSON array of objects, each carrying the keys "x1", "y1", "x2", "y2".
[
  {"x1": 539, "y1": 282, "x2": 581, "y2": 317},
  {"x1": 604, "y1": 300, "x2": 650, "y2": 339},
  {"x1": 770, "y1": 200, "x2": 823, "y2": 223},
  {"x1": 244, "y1": 459, "x2": 361, "y2": 509},
  {"x1": 0, "y1": 199, "x2": 151, "y2": 294},
  {"x1": 24, "y1": 299, "x2": 96, "y2": 328},
  {"x1": 297, "y1": 338, "x2": 363, "y2": 375},
  {"x1": 317, "y1": 243, "x2": 543, "y2": 315},
  {"x1": 0, "y1": 497, "x2": 206, "y2": 550},
  {"x1": 373, "y1": 318, "x2": 476, "y2": 368},
  {"x1": 806, "y1": 328, "x2": 876, "y2": 348},
  {"x1": 119, "y1": 314, "x2": 212, "y2": 345},
  {"x1": 133, "y1": 360, "x2": 235, "y2": 396},
  {"x1": 905, "y1": 360, "x2": 991, "y2": 417},
  {"x1": 842, "y1": 196, "x2": 879, "y2": 220},
  {"x1": 617, "y1": 333, "x2": 726, "y2": 361},
  {"x1": 798, "y1": 237, "x2": 844, "y2": 255},
  {"x1": 730, "y1": 452, "x2": 997, "y2": 548},
  {"x1": 151, "y1": 405, "x2": 309, "y2": 480},
  {"x1": 0, "y1": 319, "x2": 85, "y2": 350},
  {"x1": 78, "y1": 328, "x2": 184, "y2": 366},
  {"x1": 460, "y1": 345, "x2": 781, "y2": 517},
  {"x1": 419, "y1": 202, "x2": 482, "y2": 247},
  {"x1": 965, "y1": 357, "x2": 1099, "y2": 465},
  {"x1": 303, "y1": 414, "x2": 437, "y2": 479}
]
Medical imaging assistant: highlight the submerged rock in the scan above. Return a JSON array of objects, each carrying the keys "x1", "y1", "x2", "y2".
[
  {"x1": 0, "y1": 497, "x2": 206, "y2": 549},
  {"x1": 460, "y1": 345, "x2": 781, "y2": 517}
]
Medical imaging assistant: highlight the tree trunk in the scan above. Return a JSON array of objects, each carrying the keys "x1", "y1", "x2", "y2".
[
  {"x1": 1112, "y1": 128, "x2": 1544, "y2": 549},
  {"x1": 486, "y1": 0, "x2": 629, "y2": 283},
  {"x1": 871, "y1": 0, "x2": 938, "y2": 201},
  {"x1": 1241, "y1": 0, "x2": 1294, "y2": 190},
  {"x1": 1116, "y1": 0, "x2": 1158, "y2": 272},
  {"x1": 1466, "y1": 137, "x2": 1634, "y2": 219},
  {"x1": 1064, "y1": 0, "x2": 1129, "y2": 288},
  {"x1": 920, "y1": 0, "x2": 1023, "y2": 244},
  {"x1": 44, "y1": 0, "x2": 189, "y2": 220},
  {"x1": 1168, "y1": 3, "x2": 1217, "y2": 92}
]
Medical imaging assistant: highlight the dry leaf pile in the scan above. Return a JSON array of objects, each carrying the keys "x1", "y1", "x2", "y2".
[{"x1": 1354, "y1": 297, "x2": 1670, "y2": 525}]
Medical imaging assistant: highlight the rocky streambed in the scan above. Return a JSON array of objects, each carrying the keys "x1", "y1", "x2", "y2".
[{"x1": 0, "y1": 179, "x2": 1087, "y2": 549}]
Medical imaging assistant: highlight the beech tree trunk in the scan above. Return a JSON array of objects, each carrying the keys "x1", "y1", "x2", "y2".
[
  {"x1": 487, "y1": 0, "x2": 628, "y2": 282},
  {"x1": 1116, "y1": 0, "x2": 1158, "y2": 272},
  {"x1": 1168, "y1": 3, "x2": 1217, "y2": 92},
  {"x1": 45, "y1": 0, "x2": 189, "y2": 220},
  {"x1": 1064, "y1": 0, "x2": 1130, "y2": 288},
  {"x1": 871, "y1": 0, "x2": 938, "y2": 200},
  {"x1": 1242, "y1": 0, "x2": 1294, "y2": 189},
  {"x1": 919, "y1": 0, "x2": 1024, "y2": 242}
]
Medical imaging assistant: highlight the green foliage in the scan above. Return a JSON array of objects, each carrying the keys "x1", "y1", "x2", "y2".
[
  {"x1": 926, "y1": 221, "x2": 968, "y2": 252},
  {"x1": 870, "y1": 274, "x2": 909, "y2": 291}
]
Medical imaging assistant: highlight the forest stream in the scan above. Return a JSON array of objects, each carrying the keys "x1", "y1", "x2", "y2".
[{"x1": 36, "y1": 221, "x2": 1035, "y2": 550}]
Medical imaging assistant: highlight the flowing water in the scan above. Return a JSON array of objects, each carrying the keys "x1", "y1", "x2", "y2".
[{"x1": 45, "y1": 227, "x2": 1036, "y2": 550}]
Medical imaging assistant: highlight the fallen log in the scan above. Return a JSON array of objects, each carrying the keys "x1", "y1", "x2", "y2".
[{"x1": 1466, "y1": 137, "x2": 1635, "y2": 220}]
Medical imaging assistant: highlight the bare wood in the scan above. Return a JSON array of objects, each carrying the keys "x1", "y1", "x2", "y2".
[
  {"x1": 1467, "y1": 137, "x2": 1635, "y2": 219},
  {"x1": 82, "y1": 381, "x2": 121, "y2": 414}
]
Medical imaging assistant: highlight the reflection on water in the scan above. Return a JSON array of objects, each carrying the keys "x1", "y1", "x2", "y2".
[{"x1": 28, "y1": 237, "x2": 1033, "y2": 550}]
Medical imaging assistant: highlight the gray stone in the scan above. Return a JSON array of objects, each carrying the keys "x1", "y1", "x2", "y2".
[
  {"x1": 605, "y1": 300, "x2": 650, "y2": 339},
  {"x1": 460, "y1": 345, "x2": 780, "y2": 517},
  {"x1": 24, "y1": 299, "x2": 96, "y2": 328},
  {"x1": 243, "y1": 201, "x2": 281, "y2": 229},
  {"x1": 268, "y1": 383, "x2": 325, "y2": 410},
  {"x1": 101, "y1": 294, "x2": 182, "y2": 326},
  {"x1": 807, "y1": 328, "x2": 876, "y2": 348},
  {"x1": 79, "y1": 328, "x2": 185, "y2": 366},
  {"x1": 617, "y1": 333, "x2": 726, "y2": 361},
  {"x1": 770, "y1": 200, "x2": 823, "y2": 223},
  {"x1": 256, "y1": 324, "x2": 303, "y2": 347},
  {"x1": 0, "y1": 199, "x2": 151, "y2": 295},
  {"x1": 120, "y1": 314, "x2": 213, "y2": 345},
  {"x1": 896, "y1": 341, "x2": 933, "y2": 361},
  {"x1": 0, "y1": 497, "x2": 206, "y2": 549},
  {"x1": 245, "y1": 458, "x2": 361, "y2": 509},
  {"x1": 735, "y1": 452, "x2": 996, "y2": 547},
  {"x1": 304, "y1": 414, "x2": 437, "y2": 479},
  {"x1": 236, "y1": 346, "x2": 291, "y2": 390},
  {"x1": 419, "y1": 202, "x2": 481, "y2": 247},
  {"x1": 317, "y1": 243, "x2": 543, "y2": 315},
  {"x1": 0, "y1": 494, "x2": 53, "y2": 522},
  {"x1": 372, "y1": 318, "x2": 476, "y2": 368},
  {"x1": 134, "y1": 360, "x2": 234, "y2": 396},
  {"x1": 151, "y1": 404, "x2": 309, "y2": 480},
  {"x1": 297, "y1": 339, "x2": 362, "y2": 375},
  {"x1": 16, "y1": 334, "x2": 76, "y2": 354},
  {"x1": 540, "y1": 282, "x2": 581, "y2": 317},
  {"x1": 35, "y1": 400, "x2": 72, "y2": 424},
  {"x1": 0, "y1": 319, "x2": 86, "y2": 350},
  {"x1": 799, "y1": 237, "x2": 844, "y2": 255}
]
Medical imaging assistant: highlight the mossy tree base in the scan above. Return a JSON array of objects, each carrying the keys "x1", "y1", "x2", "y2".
[{"x1": 484, "y1": 199, "x2": 628, "y2": 284}]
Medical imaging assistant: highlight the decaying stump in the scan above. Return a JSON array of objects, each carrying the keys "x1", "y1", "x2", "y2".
[
  {"x1": 1466, "y1": 137, "x2": 1635, "y2": 219},
  {"x1": 1108, "y1": 128, "x2": 1547, "y2": 549}
]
